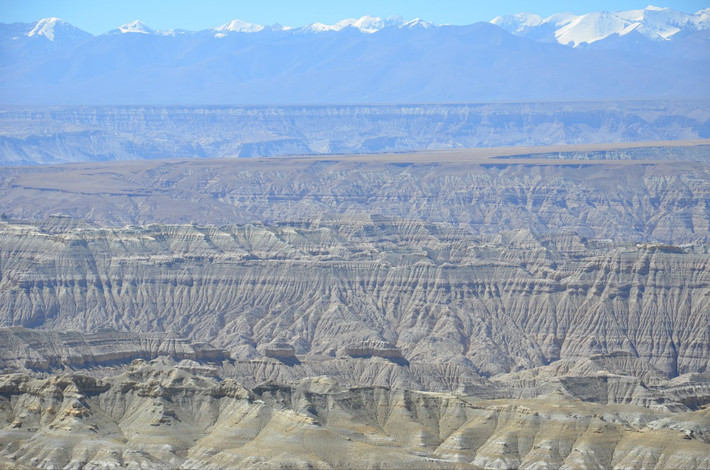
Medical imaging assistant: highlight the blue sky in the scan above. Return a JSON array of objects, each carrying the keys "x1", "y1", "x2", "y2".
[{"x1": 2, "y1": 1, "x2": 708, "y2": 34}]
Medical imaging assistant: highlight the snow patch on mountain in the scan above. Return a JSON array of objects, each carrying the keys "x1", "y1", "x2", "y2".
[
  {"x1": 27, "y1": 17, "x2": 62, "y2": 40},
  {"x1": 340, "y1": 15, "x2": 386, "y2": 33},
  {"x1": 106, "y1": 20, "x2": 188, "y2": 37},
  {"x1": 401, "y1": 18, "x2": 435, "y2": 30},
  {"x1": 696, "y1": 8, "x2": 710, "y2": 28},
  {"x1": 304, "y1": 15, "x2": 386, "y2": 33}
]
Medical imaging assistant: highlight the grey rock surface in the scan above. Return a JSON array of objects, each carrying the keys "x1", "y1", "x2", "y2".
[{"x1": 257, "y1": 342, "x2": 297, "y2": 360}]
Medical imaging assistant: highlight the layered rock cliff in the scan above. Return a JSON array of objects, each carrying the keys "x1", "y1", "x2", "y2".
[
  {"x1": 0, "y1": 217, "x2": 708, "y2": 378},
  {"x1": 0, "y1": 328, "x2": 228, "y2": 373}
]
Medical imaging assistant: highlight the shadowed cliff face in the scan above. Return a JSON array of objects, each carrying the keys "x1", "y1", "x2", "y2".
[{"x1": 1, "y1": 218, "x2": 708, "y2": 378}]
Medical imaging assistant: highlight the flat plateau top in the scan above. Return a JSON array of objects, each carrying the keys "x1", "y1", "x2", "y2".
[
  {"x1": 292, "y1": 139, "x2": 710, "y2": 164},
  {"x1": 5, "y1": 138, "x2": 710, "y2": 170},
  {"x1": 1, "y1": 139, "x2": 708, "y2": 197}
]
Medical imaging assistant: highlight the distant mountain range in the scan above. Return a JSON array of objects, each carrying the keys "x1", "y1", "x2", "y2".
[
  {"x1": 9, "y1": 6, "x2": 708, "y2": 43},
  {"x1": 0, "y1": 5, "x2": 708, "y2": 104}
]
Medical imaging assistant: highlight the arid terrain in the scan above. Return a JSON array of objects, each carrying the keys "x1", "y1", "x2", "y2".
[
  {"x1": 0, "y1": 142, "x2": 709, "y2": 468},
  {"x1": 3, "y1": 4, "x2": 710, "y2": 467}
]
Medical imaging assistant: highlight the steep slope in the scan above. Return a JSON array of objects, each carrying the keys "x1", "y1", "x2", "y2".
[{"x1": 0, "y1": 328, "x2": 227, "y2": 372}]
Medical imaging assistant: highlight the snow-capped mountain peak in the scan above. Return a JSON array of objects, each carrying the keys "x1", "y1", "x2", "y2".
[
  {"x1": 302, "y1": 22, "x2": 333, "y2": 33},
  {"x1": 335, "y1": 15, "x2": 386, "y2": 33},
  {"x1": 8, "y1": 7, "x2": 708, "y2": 46},
  {"x1": 117, "y1": 20, "x2": 154, "y2": 35},
  {"x1": 26, "y1": 17, "x2": 91, "y2": 42},
  {"x1": 555, "y1": 11, "x2": 643, "y2": 46},
  {"x1": 214, "y1": 19, "x2": 265, "y2": 37}
]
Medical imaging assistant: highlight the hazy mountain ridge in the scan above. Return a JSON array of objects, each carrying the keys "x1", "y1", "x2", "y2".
[
  {"x1": 6, "y1": 6, "x2": 708, "y2": 42},
  {"x1": 1, "y1": 7, "x2": 707, "y2": 104}
]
